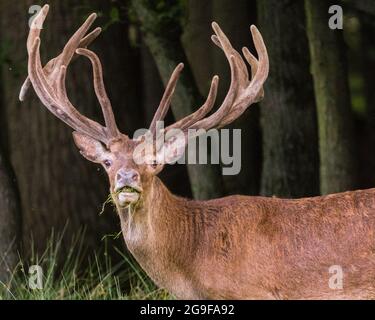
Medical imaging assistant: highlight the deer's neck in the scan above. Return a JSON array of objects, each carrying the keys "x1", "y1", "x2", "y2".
[
  {"x1": 118, "y1": 178, "x2": 210, "y2": 297},
  {"x1": 118, "y1": 177, "x2": 194, "y2": 272}
]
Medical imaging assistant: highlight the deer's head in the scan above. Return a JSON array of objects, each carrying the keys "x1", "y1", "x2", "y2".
[{"x1": 20, "y1": 5, "x2": 269, "y2": 209}]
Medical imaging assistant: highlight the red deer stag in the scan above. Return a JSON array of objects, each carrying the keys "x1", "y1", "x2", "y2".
[{"x1": 21, "y1": 5, "x2": 375, "y2": 299}]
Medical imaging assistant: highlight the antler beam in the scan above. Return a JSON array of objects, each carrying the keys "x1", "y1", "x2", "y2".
[
  {"x1": 151, "y1": 22, "x2": 269, "y2": 141},
  {"x1": 21, "y1": 4, "x2": 120, "y2": 145}
]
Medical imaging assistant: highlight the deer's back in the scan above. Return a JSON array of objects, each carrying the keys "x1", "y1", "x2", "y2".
[{"x1": 187, "y1": 188, "x2": 375, "y2": 299}]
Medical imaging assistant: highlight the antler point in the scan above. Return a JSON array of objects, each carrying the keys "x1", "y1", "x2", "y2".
[
  {"x1": 250, "y1": 25, "x2": 260, "y2": 36},
  {"x1": 42, "y1": 4, "x2": 50, "y2": 12},
  {"x1": 211, "y1": 21, "x2": 220, "y2": 32}
]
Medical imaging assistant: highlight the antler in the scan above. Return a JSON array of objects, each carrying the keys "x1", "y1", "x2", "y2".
[
  {"x1": 21, "y1": 4, "x2": 120, "y2": 145},
  {"x1": 22, "y1": 6, "x2": 267, "y2": 153},
  {"x1": 151, "y1": 22, "x2": 269, "y2": 140}
]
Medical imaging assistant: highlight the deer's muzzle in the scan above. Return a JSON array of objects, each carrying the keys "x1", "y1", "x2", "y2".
[{"x1": 114, "y1": 168, "x2": 142, "y2": 207}]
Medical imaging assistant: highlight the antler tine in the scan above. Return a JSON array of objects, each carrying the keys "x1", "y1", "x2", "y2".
[
  {"x1": 29, "y1": 36, "x2": 106, "y2": 139},
  {"x1": 76, "y1": 48, "x2": 120, "y2": 137},
  {"x1": 217, "y1": 25, "x2": 269, "y2": 127},
  {"x1": 248, "y1": 25, "x2": 269, "y2": 93},
  {"x1": 20, "y1": 27, "x2": 102, "y2": 101},
  {"x1": 24, "y1": 6, "x2": 118, "y2": 143},
  {"x1": 190, "y1": 55, "x2": 239, "y2": 130},
  {"x1": 149, "y1": 63, "x2": 184, "y2": 135},
  {"x1": 188, "y1": 22, "x2": 243, "y2": 130},
  {"x1": 54, "y1": 64, "x2": 109, "y2": 136},
  {"x1": 211, "y1": 25, "x2": 249, "y2": 86},
  {"x1": 242, "y1": 46, "x2": 258, "y2": 78},
  {"x1": 242, "y1": 43, "x2": 263, "y2": 100},
  {"x1": 45, "y1": 12, "x2": 97, "y2": 75},
  {"x1": 160, "y1": 22, "x2": 268, "y2": 146},
  {"x1": 166, "y1": 75, "x2": 219, "y2": 132},
  {"x1": 27, "y1": 5, "x2": 49, "y2": 53},
  {"x1": 242, "y1": 42, "x2": 265, "y2": 100}
]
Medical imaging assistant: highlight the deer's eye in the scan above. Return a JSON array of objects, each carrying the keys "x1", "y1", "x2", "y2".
[{"x1": 103, "y1": 159, "x2": 112, "y2": 168}]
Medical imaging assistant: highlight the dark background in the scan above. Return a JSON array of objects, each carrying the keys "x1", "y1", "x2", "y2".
[{"x1": 0, "y1": 0, "x2": 375, "y2": 292}]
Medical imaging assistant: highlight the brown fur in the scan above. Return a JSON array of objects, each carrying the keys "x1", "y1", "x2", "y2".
[
  {"x1": 120, "y1": 177, "x2": 375, "y2": 299},
  {"x1": 117, "y1": 173, "x2": 375, "y2": 299},
  {"x1": 69, "y1": 135, "x2": 375, "y2": 300},
  {"x1": 22, "y1": 9, "x2": 375, "y2": 299}
]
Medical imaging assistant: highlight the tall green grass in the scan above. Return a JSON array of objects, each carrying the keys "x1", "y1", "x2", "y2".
[{"x1": 0, "y1": 231, "x2": 172, "y2": 300}]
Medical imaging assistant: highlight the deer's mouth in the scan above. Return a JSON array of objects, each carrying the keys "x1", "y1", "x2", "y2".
[{"x1": 115, "y1": 186, "x2": 142, "y2": 207}]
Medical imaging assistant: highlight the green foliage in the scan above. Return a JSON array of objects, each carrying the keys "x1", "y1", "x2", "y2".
[
  {"x1": 101, "y1": 6, "x2": 121, "y2": 31},
  {"x1": 0, "y1": 231, "x2": 172, "y2": 300},
  {"x1": 344, "y1": 14, "x2": 366, "y2": 116},
  {"x1": 75, "y1": 2, "x2": 123, "y2": 31},
  {"x1": 349, "y1": 73, "x2": 366, "y2": 115},
  {"x1": 130, "y1": 0, "x2": 187, "y2": 39},
  {"x1": 99, "y1": 192, "x2": 117, "y2": 216}
]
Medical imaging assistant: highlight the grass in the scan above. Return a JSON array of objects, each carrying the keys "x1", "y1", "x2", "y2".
[{"x1": 0, "y1": 230, "x2": 172, "y2": 300}]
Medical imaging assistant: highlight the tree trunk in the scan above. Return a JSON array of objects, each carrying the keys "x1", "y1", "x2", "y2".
[
  {"x1": 361, "y1": 21, "x2": 375, "y2": 187},
  {"x1": 132, "y1": 0, "x2": 224, "y2": 200},
  {"x1": 258, "y1": 0, "x2": 320, "y2": 198},
  {"x1": 0, "y1": 0, "x2": 141, "y2": 254},
  {"x1": 0, "y1": 75, "x2": 21, "y2": 282},
  {"x1": 0, "y1": 7, "x2": 22, "y2": 282},
  {"x1": 345, "y1": 0, "x2": 375, "y2": 17},
  {"x1": 181, "y1": 0, "x2": 213, "y2": 95},
  {"x1": 0, "y1": 150, "x2": 21, "y2": 283},
  {"x1": 305, "y1": 0, "x2": 359, "y2": 194}
]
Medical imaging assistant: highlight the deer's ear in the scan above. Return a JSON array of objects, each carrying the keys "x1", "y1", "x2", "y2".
[{"x1": 72, "y1": 132, "x2": 109, "y2": 163}]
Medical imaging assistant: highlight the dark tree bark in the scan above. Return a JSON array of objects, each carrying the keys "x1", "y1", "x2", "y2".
[
  {"x1": 0, "y1": 0, "x2": 142, "y2": 254},
  {"x1": 0, "y1": 80, "x2": 21, "y2": 282},
  {"x1": 132, "y1": 0, "x2": 224, "y2": 200},
  {"x1": 305, "y1": 0, "x2": 359, "y2": 194},
  {"x1": 258, "y1": 0, "x2": 320, "y2": 198},
  {"x1": 181, "y1": 0, "x2": 213, "y2": 95},
  {"x1": 140, "y1": 44, "x2": 165, "y2": 126},
  {"x1": 361, "y1": 21, "x2": 375, "y2": 187},
  {"x1": 0, "y1": 150, "x2": 21, "y2": 283},
  {"x1": 0, "y1": 7, "x2": 22, "y2": 282},
  {"x1": 363, "y1": 27, "x2": 375, "y2": 117},
  {"x1": 345, "y1": 0, "x2": 375, "y2": 17}
]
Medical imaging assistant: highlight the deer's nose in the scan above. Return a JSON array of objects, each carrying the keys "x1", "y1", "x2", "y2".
[{"x1": 115, "y1": 168, "x2": 140, "y2": 191}]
